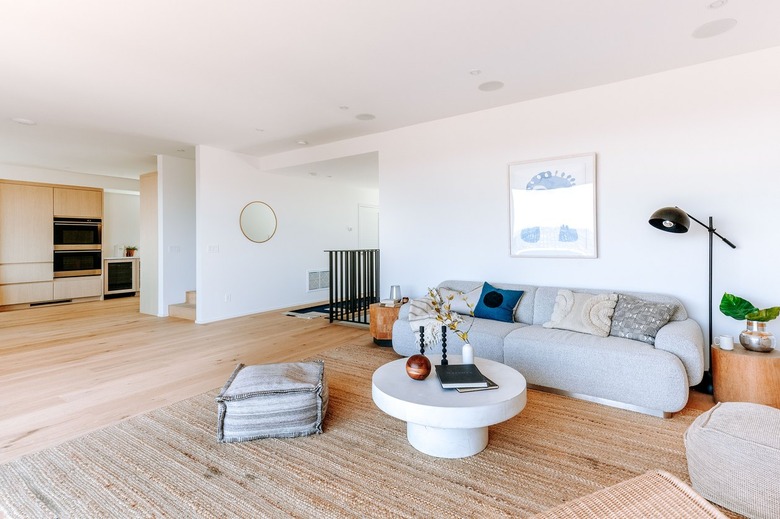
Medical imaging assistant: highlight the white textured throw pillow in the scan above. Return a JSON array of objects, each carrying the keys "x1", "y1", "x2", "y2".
[
  {"x1": 543, "y1": 290, "x2": 618, "y2": 337},
  {"x1": 438, "y1": 285, "x2": 482, "y2": 316}
]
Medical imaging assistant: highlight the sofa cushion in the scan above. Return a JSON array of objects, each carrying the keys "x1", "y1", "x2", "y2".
[
  {"x1": 504, "y1": 325, "x2": 690, "y2": 413},
  {"x1": 438, "y1": 281, "x2": 538, "y2": 324},
  {"x1": 533, "y1": 286, "x2": 687, "y2": 325},
  {"x1": 474, "y1": 282, "x2": 524, "y2": 323},
  {"x1": 438, "y1": 285, "x2": 481, "y2": 316},
  {"x1": 610, "y1": 294, "x2": 675, "y2": 345},
  {"x1": 543, "y1": 290, "x2": 617, "y2": 337}
]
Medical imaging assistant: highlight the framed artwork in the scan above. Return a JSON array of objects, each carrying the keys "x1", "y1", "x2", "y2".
[{"x1": 509, "y1": 153, "x2": 597, "y2": 258}]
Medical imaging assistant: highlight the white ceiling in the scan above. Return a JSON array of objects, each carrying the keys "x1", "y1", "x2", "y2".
[
  {"x1": 2, "y1": 1, "x2": 780, "y2": 182},
  {"x1": 264, "y1": 152, "x2": 379, "y2": 191}
]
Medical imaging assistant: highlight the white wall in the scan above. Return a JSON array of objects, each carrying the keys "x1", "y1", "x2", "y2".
[
  {"x1": 196, "y1": 145, "x2": 379, "y2": 323},
  {"x1": 139, "y1": 172, "x2": 159, "y2": 315},
  {"x1": 103, "y1": 192, "x2": 140, "y2": 258},
  {"x1": 251, "y1": 47, "x2": 780, "y2": 345},
  {"x1": 159, "y1": 155, "x2": 196, "y2": 312}
]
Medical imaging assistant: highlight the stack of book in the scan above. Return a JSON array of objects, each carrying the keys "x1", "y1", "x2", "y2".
[{"x1": 434, "y1": 364, "x2": 499, "y2": 393}]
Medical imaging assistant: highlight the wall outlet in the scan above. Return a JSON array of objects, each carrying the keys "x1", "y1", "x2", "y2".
[
  {"x1": 224, "y1": 293, "x2": 231, "y2": 303},
  {"x1": 208, "y1": 245, "x2": 219, "y2": 253}
]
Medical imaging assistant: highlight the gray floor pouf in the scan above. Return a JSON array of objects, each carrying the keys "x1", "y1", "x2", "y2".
[
  {"x1": 216, "y1": 361, "x2": 328, "y2": 443},
  {"x1": 684, "y1": 401, "x2": 780, "y2": 519}
]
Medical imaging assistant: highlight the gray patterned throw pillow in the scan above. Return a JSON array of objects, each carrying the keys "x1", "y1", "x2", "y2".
[{"x1": 609, "y1": 294, "x2": 675, "y2": 345}]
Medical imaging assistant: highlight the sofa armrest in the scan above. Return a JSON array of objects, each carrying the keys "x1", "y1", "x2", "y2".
[
  {"x1": 654, "y1": 319, "x2": 705, "y2": 386},
  {"x1": 397, "y1": 301, "x2": 411, "y2": 320}
]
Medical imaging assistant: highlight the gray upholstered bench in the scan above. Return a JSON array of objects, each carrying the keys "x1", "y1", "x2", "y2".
[
  {"x1": 216, "y1": 361, "x2": 328, "y2": 443},
  {"x1": 685, "y1": 401, "x2": 780, "y2": 519}
]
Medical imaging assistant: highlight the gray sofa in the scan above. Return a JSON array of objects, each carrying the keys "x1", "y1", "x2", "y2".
[{"x1": 391, "y1": 280, "x2": 705, "y2": 417}]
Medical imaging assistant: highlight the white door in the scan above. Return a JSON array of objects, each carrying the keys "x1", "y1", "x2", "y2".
[{"x1": 358, "y1": 205, "x2": 379, "y2": 249}]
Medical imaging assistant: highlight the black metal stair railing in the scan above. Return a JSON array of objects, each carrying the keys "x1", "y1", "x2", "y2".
[{"x1": 326, "y1": 249, "x2": 380, "y2": 324}]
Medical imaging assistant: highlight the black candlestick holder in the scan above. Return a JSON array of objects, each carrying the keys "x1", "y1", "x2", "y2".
[{"x1": 441, "y1": 325, "x2": 448, "y2": 365}]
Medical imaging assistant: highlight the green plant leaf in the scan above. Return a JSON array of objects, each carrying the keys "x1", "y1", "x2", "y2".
[
  {"x1": 745, "y1": 307, "x2": 780, "y2": 322},
  {"x1": 719, "y1": 293, "x2": 758, "y2": 320}
]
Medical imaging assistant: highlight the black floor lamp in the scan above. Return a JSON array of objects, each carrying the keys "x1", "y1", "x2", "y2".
[{"x1": 648, "y1": 206, "x2": 736, "y2": 395}]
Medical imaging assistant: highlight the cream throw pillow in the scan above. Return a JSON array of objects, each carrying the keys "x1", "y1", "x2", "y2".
[
  {"x1": 438, "y1": 285, "x2": 482, "y2": 316},
  {"x1": 543, "y1": 290, "x2": 618, "y2": 337}
]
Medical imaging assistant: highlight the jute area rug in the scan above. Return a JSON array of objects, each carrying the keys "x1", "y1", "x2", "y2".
[{"x1": 1, "y1": 344, "x2": 706, "y2": 518}]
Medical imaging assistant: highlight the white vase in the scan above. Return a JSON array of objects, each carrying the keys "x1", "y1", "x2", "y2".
[{"x1": 461, "y1": 343, "x2": 474, "y2": 364}]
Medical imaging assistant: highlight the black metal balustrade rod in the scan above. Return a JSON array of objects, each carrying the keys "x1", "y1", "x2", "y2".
[{"x1": 325, "y1": 249, "x2": 380, "y2": 325}]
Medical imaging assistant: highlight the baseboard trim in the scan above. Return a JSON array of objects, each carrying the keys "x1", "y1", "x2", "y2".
[{"x1": 528, "y1": 384, "x2": 673, "y2": 419}]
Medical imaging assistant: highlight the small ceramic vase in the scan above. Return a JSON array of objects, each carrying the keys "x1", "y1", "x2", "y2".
[{"x1": 462, "y1": 343, "x2": 474, "y2": 364}]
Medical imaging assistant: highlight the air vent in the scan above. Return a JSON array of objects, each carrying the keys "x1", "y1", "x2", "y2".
[{"x1": 307, "y1": 270, "x2": 330, "y2": 292}]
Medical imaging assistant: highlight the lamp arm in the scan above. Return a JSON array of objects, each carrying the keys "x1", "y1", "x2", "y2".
[{"x1": 684, "y1": 211, "x2": 737, "y2": 249}]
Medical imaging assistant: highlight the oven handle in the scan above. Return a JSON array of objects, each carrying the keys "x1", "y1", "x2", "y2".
[{"x1": 54, "y1": 247, "x2": 102, "y2": 252}]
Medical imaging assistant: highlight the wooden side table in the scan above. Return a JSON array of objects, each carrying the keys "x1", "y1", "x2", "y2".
[
  {"x1": 369, "y1": 303, "x2": 401, "y2": 347},
  {"x1": 712, "y1": 343, "x2": 780, "y2": 408}
]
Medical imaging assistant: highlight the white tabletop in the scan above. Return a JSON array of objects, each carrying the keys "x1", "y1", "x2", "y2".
[{"x1": 372, "y1": 355, "x2": 527, "y2": 430}]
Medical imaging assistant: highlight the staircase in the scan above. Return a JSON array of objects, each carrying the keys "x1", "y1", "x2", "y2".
[{"x1": 168, "y1": 291, "x2": 196, "y2": 321}]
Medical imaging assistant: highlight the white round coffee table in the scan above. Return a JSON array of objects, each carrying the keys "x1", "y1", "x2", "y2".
[{"x1": 372, "y1": 355, "x2": 527, "y2": 458}]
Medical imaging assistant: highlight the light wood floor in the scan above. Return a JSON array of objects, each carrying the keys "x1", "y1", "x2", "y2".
[
  {"x1": 0, "y1": 297, "x2": 714, "y2": 464},
  {"x1": 0, "y1": 297, "x2": 374, "y2": 463}
]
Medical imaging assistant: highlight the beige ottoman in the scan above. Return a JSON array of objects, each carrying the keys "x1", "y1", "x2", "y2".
[{"x1": 685, "y1": 402, "x2": 780, "y2": 519}]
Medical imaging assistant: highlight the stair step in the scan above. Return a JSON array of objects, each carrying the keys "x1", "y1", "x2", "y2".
[
  {"x1": 185, "y1": 291, "x2": 196, "y2": 304},
  {"x1": 169, "y1": 302, "x2": 196, "y2": 321}
]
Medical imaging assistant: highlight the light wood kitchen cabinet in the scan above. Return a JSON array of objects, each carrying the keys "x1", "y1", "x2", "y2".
[
  {"x1": 53, "y1": 276, "x2": 103, "y2": 300},
  {"x1": 0, "y1": 282, "x2": 53, "y2": 305},
  {"x1": 1, "y1": 180, "x2": 104, "y2": 309},
  {"x1": 0, "y1": 263, "x2": 53, "y2": 284},
  {"x1": 53, "y1": 187, "x2": 103, "y2": 218},
  {"x1": 0, "y1": 182, "x2": 54, "y2": 264}
]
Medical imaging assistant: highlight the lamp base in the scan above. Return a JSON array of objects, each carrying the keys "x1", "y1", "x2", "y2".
[{"x1": 693, "y1": 371, "x2": 713, "y2": 396}]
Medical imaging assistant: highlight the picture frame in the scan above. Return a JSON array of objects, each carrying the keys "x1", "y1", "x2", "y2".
[{"x1": 509, "y1": 153, "x2": 597, "y2": 258}]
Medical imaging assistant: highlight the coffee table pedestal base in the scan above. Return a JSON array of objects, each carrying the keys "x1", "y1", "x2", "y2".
[{"x1": 407, "y1": 422, "x2": 488, "y2": 458}]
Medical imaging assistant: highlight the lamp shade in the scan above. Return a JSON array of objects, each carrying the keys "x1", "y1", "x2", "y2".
[{"x1": 649, "y1": 207, "x2": 690, "y2": 233}]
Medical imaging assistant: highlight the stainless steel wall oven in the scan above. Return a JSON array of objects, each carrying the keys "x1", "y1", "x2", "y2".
[
  {"x1": 53, "y1": 218, "x2": 102, "y2": 250},
  {"x1": 53, "y1": 217, "x2": 102, "y2": 278},
  {"x1": 53, "y1": 250, "x2": 102, "y2": 278}
]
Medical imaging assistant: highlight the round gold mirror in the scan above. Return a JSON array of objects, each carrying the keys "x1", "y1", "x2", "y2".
[{"x1": 240, "y1": 201, "x2": 277, "y2": 243}]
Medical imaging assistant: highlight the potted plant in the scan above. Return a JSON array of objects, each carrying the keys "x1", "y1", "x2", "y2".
[
  {"x1": 719, "y1": 293, "x2": 778, "y2": 352},
  {"x1": 125, "y1": 246, "x2": 138, "y2": 257}
]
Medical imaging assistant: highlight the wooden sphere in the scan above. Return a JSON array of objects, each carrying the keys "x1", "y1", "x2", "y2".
[{"x1": 406, "y1": 354, "x2": 431, "y2": 380}]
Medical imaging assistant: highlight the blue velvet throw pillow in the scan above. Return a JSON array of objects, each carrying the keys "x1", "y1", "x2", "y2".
[{"x1": 474, "y1": 282, "x2": 524, "y2": 323}]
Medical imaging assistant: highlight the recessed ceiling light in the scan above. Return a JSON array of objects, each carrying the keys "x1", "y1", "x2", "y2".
[
  {"x1": 692, "y1": 18, "x2": 737, "y2": 38},
  {"x1": 11, "y1": 117, "x2": 36, "y2": 125},
  {"x1": 355, "y1": 113, "x2": 376, "y2": 121},
  {"x1": 708, "y1": 0, "x2": 727, "y2": 8},
  {"x1": 296, "y1": 140, "x2": 309, "y2": 145},
  {"x1": 478, "y1": 81, "x2": 505, "y2": 92}
]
